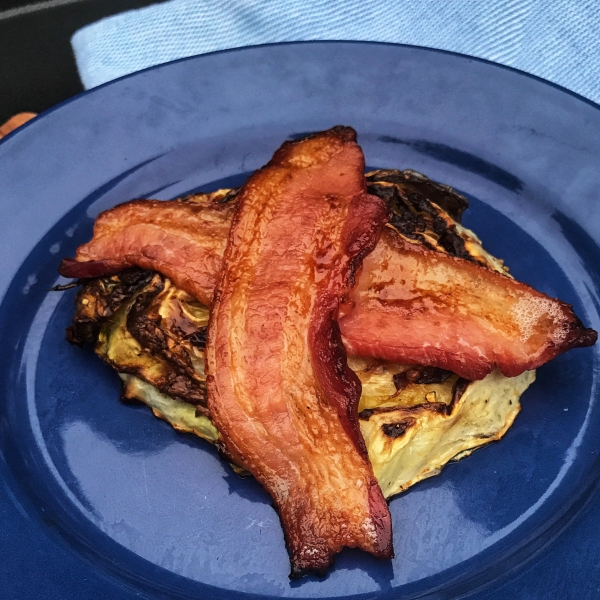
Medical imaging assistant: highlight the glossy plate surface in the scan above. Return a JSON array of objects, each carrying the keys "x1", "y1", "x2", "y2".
[{"x1": 1, "y1": 43, "x2": 600, "y2": 600}]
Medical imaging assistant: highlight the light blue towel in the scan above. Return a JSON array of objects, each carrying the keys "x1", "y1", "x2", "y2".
[{"x1": 72, "y1": 0, "x2": 600, "y2": 104}]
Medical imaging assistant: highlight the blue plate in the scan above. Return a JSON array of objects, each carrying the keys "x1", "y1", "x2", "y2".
[{"x1": 1, "y1": 42, "x2": 600, "y2": 600}]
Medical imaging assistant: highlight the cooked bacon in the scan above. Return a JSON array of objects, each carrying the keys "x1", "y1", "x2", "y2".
[
  {"x1": 205, "y1": 127, "x2": 392, "y2": 577},
  {"x1": 59, "y1": 198, "x2": 234, "y2": 306},
  {"x1": 60, "y1": 146, "x2": 597, "y2": 382},
  {"x1": 339, "y1": 229, "x2": 597, "y2": 380}
]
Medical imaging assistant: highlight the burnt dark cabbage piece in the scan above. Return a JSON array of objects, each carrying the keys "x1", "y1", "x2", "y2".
[
  {"x1": 68, "y1": 269, "x2": 210, "y2": 413},
  {"x1": 66, "y1": 268, "x2": 155, "y2": 345},
  {"x1": 365, "y1": 170, "x2": 473, "y2": 261},
  {"x1": 365, "y1": 169, "x2": 468, "y2": 222}
]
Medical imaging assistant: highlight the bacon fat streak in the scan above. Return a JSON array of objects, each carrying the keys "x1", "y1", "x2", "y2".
[{"x1": 205, "y1": 127, "x2": 392, "y2": 576}]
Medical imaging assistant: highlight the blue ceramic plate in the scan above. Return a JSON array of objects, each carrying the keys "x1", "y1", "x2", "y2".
[{"x1": 1, "y1": 43, "x2": 599, "y2": 600}]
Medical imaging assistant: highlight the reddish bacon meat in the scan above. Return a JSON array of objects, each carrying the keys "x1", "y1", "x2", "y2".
[
  {"x1": 339, "y1": 229, "x2": 597, "y2": 380},
  {"x1": 60, "y1": 198, "x2": 234, "y2": 306},
  {"x1": 59, "y1": 143, "x2": 596, "y2": 382},
  {"x1": 206, "y1": 127, "x2": 392, "y2": 577}
]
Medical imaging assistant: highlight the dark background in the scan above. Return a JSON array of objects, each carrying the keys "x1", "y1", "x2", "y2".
[{"x1": 0, "y1": 0, "x2": 160, "y2": 123}]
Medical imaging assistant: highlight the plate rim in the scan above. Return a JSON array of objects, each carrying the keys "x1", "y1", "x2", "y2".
[{"x1": 2, "y1": 39, "x2": 600, "y2": 152}]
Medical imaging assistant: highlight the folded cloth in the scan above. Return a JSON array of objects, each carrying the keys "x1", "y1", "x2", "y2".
[{"x1": 72, "y1": 0, "x2": 600, "y2": 104}]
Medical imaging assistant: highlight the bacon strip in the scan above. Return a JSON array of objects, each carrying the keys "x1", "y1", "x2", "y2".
[
  {"x1": 59, "y1": 149, "x2": 596, "y2": 381},
  {"x1": 205, "y1": 127, "x2": 392, "y2": 577},
  {"x1": 339, "y1": 229, "x2": 597, "y2": 380},
  {"x1": 60, "y1": 198, "x2": 234, "y2": 306}
]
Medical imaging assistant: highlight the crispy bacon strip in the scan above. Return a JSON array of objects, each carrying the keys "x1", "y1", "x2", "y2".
[
  {"x1": 59, "y1": 151, "x2": 596, "y2": 381},
  {"x1": 60, "y1": 198, "x2": 234, "y2": 306},
  {"x1": 206, "y1": 127, "x2": 392, "y2": 577},
  {"x1": 339, "y1": 229, "x2": 597, "y2": 380}
]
